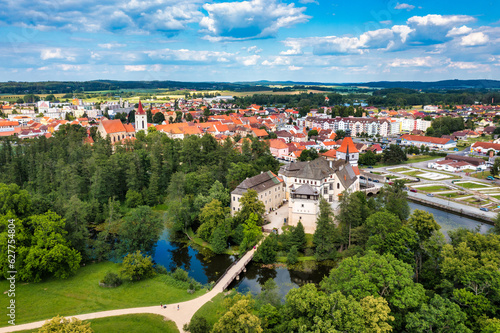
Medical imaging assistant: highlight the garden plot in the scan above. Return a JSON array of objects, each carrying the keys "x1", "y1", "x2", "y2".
[
  {"x1": 417, "y1": 172, "x2": 453, "y2": 180},
  {"x1": 412, "y1": 184, "x2": 452, "y2": 192},
  {"x1": 454, "y1": 181, "x2": 491, "y2": 189},
  {"x1": 386, "y1": 166, "x2": 415, "y2": 173}
]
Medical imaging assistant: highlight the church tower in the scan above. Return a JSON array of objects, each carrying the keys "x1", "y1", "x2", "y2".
[{"x1": 135, "y1": 100, "x2": 147, "y2": 133}]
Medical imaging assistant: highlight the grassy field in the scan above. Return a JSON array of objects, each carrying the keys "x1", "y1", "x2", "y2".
[
  {"x1": 456, "y1": 182, "x2": 489, "y2": 189},
  {"x1": 17, "y1": 314, "x2": 179, "y2": 333},
  {"x1": 416, "y1": 185, "x2": 450, "y2": 192},
  {"x1": 374, "y1": 155, "x2": 438, "y2": 168},
  {"x1": 0, "y1": 262, "x2": 206, "y2": 327},
  {"x1": 387, "y1": 167, "x2": 412, "y2": 173},
  {"x1": 470, "y1": 171, "x2": 494, "y2": 180},
  {"x1": 189, "y1": 292, "x2": 226, "y2": 330}
]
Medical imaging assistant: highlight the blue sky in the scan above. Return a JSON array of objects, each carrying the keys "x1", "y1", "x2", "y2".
[{"x1": 0, "y1": 0, "x2": 499, "y2": 83}]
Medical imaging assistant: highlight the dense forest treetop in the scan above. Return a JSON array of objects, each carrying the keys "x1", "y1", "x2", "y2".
[{"x1": 1, "y1": 79, "x2": 500, "y2": 95}]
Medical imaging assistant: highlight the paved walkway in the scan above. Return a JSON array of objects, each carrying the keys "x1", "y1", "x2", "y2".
[
  {"x1": 0, "y1": 243, "x2": 263, "y2": 333},
  {"x1": 263, "y1": 204, "x2": 288, "y2": 234}
]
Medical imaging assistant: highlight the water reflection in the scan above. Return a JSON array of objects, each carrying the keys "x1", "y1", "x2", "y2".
[
  {"x1": 409, "y1": 201, "x2": 492, "y2": 239},
  {"x1": 153, "y1": 202, "x2": 491, "y2": 294},
  {"x1": 153, "y1": 229, "x2": 236, "y2": 284}
]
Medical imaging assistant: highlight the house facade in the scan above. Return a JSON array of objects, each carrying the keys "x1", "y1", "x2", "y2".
[
  {"x1": 231, "y1": 171, "x2": 285, "y2": 216},
  {"x1": 279, "y1": 157, "x2": 359, "y2": 232}
]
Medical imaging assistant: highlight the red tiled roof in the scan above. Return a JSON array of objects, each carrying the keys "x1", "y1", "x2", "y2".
[
  {"x1": 337, "y1": 137, "x2": 359, "y2": 153},
  {"x1": 136, "y1": 100, "x2": 145, "y2": 115},
  {"x1": 401, "y1": 134, "x2": 453, "y2": 145}
]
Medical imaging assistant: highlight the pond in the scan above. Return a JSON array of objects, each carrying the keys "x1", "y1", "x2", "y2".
[{"x1": 153, "y1": 202, "x2": 492, "y2": 295}]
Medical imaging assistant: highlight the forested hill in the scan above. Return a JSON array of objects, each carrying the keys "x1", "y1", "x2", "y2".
[
  {"x1": 355, "y1": 79, "x2": 500, "y2": 90},
  {"x1": 1, "y1": 79, "x2": 499, "y2": 95},
  {"x1": 0, "y1": 80, "x2": 272, "y2": 95}
]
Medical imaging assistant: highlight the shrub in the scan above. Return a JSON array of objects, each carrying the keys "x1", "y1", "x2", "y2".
[
  {"x1": 101, "y1": 272, "x2": 122, "y2": 287},
  {"x1": 172, "y1": 268, "x2": 189, "y2": 282}
]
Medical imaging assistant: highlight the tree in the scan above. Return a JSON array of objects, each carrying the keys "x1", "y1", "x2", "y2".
[
  {"x1": 382, "y1": 144, "x2": 407, "y2": 164},
  {"x1": 125, "y1": 189, "x2": 143, "y2": 208},
  {"x1": 378, "y1": 180, "x2": 410, "y2": 221},
  {"x1": 313, "y1": 198, "x2": 338, "y2": 260},
  {"x1": 212, "y1": 299, "x2": 263, "y2": 333},
  {"x1": 38, "y1": 316, "x2": 93, "y2": 333},
  {"x1": 240, "y1": 213, "x2": 262, "y2": 252},
  {"x1": 152, "y1": 112, "x2": 165, "y2": 124},
  {"x1": 256, "y1": 278, "x2": 281, "y2": 308},
  {"x1": 441, "y1": 232, "x2": 500, "y2": 297},
  {"x1": 287, "y1": 245, "x2": 299, "y2": 264},
  {"x1": 298, "y1": 148, "x2": 318, "y2": 161},
  {"x1": 289, "y1": 221, "x2": 306, "y2": 251},
  {"x1": 184, "y1": 316, "x2": 210, "y2": 333},
  {"x1": 117, "y1": 206, "x2": 163, "y2": 256},
  {"x1": 408, "y1": 209, "x2": 440, "y2": 241},
  {"x1": 321, "y1": 250, "x2": 426, "y2": 329},
  {"x1": 359, "y1": 150, "x2": 378, "y2": 166},
  {"x1": 0, "y1": 183, "x2": 32, "y2": 217},
  {"x1": 406, "y1": 295, "x2": 471, "y2": 333},
  {"x1": 307, "y1": 129, "x2": 318, "y2": 139},
  {"x1": 360, "y1": 296, "x2": 395, "y2": 333},
  {"x1": 210, "y1": 225, "x2": 228, "y2": 254},
  {"x1": 335, "y1": 130, "x2": 346, "y2": 140},
  {"x1": 13, "y1": 212, "x2": 82, "y2": 282},
  {"x1": 236, "y1": 189, "x2": 265, "y2": 225},
  {"x1": 254, "y1": 233, "x2": 278, "y2": 264},
  {"x1": 197, "y1": 199, "x2": 226, "y2": 242},
  {"x1": 119, "y1": 250, "x2": 155, "y2": 281},
  {"x1": 337, "y1": 191, "x2": 370, "y2": 248},
  {"x1": 490, "y1": 158, "x2": 500, "y2": 177}
]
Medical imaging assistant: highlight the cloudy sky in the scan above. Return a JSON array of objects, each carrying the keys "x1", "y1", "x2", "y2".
[{"x1": 0, "y1": 0, "x2": 499, "y2": 82}]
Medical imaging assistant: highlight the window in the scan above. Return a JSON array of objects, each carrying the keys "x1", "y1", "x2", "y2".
[
  {"x1": 324, "y1": 187, "x2": 328, "y2": 194},
  {"x1": 337, "y1": 183, "x2": 340, "y2": 189},
  {"x1": 301, "y1": 204, "x2": 304, "y2": 208},
  {"x1": 329, "y1": 195, "x2": 333, "y2": 202},
  {"x1": 233, "y1": 196, "x2": 235, "y2": 201},
  {"x1": 329, "y1": 183, "x2": 333, "y2": 190},
  {"x1": 233, "y1": 207, "x2": 235, "y2": 211}
]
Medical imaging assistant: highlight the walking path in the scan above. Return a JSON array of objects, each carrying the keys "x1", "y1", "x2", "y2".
[{"x1": 0, "y1": 241, "x2": 265, "y2": 333}]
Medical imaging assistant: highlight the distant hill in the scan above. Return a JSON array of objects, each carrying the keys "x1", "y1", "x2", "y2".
[
  {"x1": 1, "y1": 79, "x2": 499, "y2": 95},
  {"x1": 348, "y1": 79, "x2": 500, "y2": 90}
]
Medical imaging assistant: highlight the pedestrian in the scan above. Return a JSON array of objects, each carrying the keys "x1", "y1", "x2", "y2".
[
  {"x1": 160, "y1": 303, "x2": 162, "y2": 308},
  {"x1": 177, "y1": 304, "x2": 180, "y2": 311}
]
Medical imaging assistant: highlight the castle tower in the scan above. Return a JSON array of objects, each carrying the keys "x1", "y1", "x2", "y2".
[{"x1": 135, "y1": 100, "x2": 147, "y2": 133}]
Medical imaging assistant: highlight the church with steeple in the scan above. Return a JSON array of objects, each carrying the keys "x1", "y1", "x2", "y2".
[
  {"x1": 135, "y1": 101, "x2": 148, "y2": 133},
  {"x1": 336, "y1": 130, "x2": 359, "y2": 167}
]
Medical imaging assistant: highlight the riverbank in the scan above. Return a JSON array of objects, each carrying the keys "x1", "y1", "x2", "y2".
[
  {"x1": 0, "y1": 262, "x2": 205, "y2": 327},
  {"x1": 407, "y1": 195, "x2": 495, "y2": 225}
]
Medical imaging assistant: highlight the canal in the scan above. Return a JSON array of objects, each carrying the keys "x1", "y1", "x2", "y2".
[{"x1": 152, "y1": 201, "x2": 492, "y2": 295}]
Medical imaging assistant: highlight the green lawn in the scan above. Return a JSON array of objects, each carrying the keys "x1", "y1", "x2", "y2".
[
  {"x1": 387, "y1": 167, "x2": 413, "y2": 173},
  {"x1": 439, "y1": 192, "x2": 468, "y2": 198},
  {"x1": 456, "y1": 182, "x2": 489, "y2": 189},
  {"x1": 416, "y1": 185, "x2": 450, "y2": 192},
  {"x1": 374, "y1": 155, "x2": 438, "y2": 168},
  {"x1": 189, "y1": 293, "x2": 227, "y2": 330},
  {"x1": 0, "y1": 262, "x2": 206, "y2": 327},
  {"x1": 470, "y1": 171, "x2": 493, "y2": 180},
  {"x1": 17, "y1": 314, "x2": 179, "y2": 333}
]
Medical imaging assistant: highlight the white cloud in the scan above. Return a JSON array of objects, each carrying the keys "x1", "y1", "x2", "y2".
[
  {"x1": 461, "y1": 32, "x2": 489, "y2": 46},
  {"x1": 389, "y1": 56, "x2": 439, "y2": 67},
  {"x1": 281, "y1": 25, "x2": 413, "y2": 55},
  {"x1": 1, "y1": 0, "x2": 204, "y2": 35},
  {"x1": 98, "y1": 42, "x2": 127, "y2": 49},
  {"x1": 247, "y1": 46, "x2": 263, "y2": 54},
  {"x1": 394, "y1": 3, "x2": 415, "y2": 11},
  {"x1": 41, "y1": 49, "x2": 64, "y2": 60},
  {"x1": 407, "y1": 14, "x2": 475, "y2": 27},
  {"x1": 288, "y1": 65, "x2": 302, "y2": 70},
  {"x1": 262, "y1": 56, "x2": 290, "y2": 66},
  {"x1": 446, "y1": 25, "x2": 472, "y2": 37},
  {"x1": 125, "y1": 65, "x2": 147, "y2": 71},
  {"x1": 147, "y1": 48, "x2": 234, "y2": 62},
  {"x1": 200, "y1": 0, "x2": 310, "y2": 40},
  {"x1": 238, "y1": 55, "x2": 260, "y2": 66},
  {"x1": 58, "y1": 64, "x2": 81, "y2": 71},
  {"x1": 448, "y1": 61, "x2": 490, "y2": 71},
  {"x1": 299, "y1": 0, "x2": 319, "y2": 4}
]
